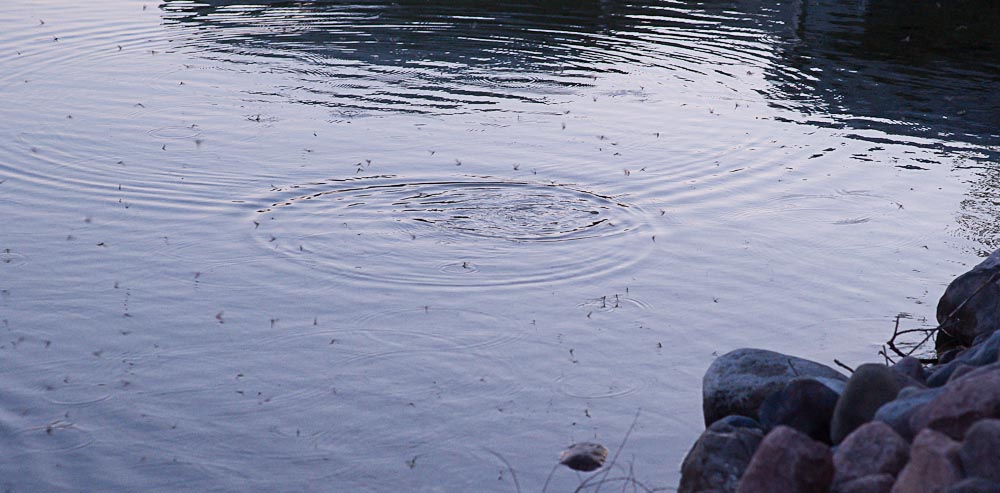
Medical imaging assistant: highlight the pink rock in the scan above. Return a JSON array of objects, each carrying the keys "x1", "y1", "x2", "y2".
[
  {"x1": 890, "y1": 429, "x2": 962, "y2": 493},
  {"x1": 911, "y1": 364, "x2": 1000, "y2": 440},
  {"x1": 833, "y1": 474, "x2": 894, "y2": 493},
  {"x1": 958, "y1": 418, "x2": 1000, "y2": 483},
  {"x1": 737, "y1": 426, "x2": 833, "y2": 493},
  {"x1": 833, "y1": 421, "x2": 909, "y2": 485}
]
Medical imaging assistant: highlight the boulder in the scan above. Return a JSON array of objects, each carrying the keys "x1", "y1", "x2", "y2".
[
  {"x1": 833, "y1": 421, "x2": 909, "y2": 485},
  {"x1": 758, "y1": 378, "x2": 840, "y2": 443},
  {"x1": 911, "y1": 364, "x2": 1000, "y2": 440},
  {"x1": 679, "y1": 416, "x2": 764, "y2": 493},
  {"x1": 947, "y1": 478, "x2": 1000, "y2": 493},
  {"x1": 959, "y1": 419, "x2": 1000, "y2": 482},
  {"x1": 736, "y1": 426, "x2": 833, "y2": 493},
  {"x1": 891, "y1": 429, "x2": 963, "y2": 493},
  {"x1": 831, "y1": 364, "x2": 904, "y2": 444},
  {"x1": 834, "y1": 474, "x2": 894, "y2": 493},
  {"x1": 703, "y1": 348, "x2": 848, "y2": 426},
  {"x1": 874, "y1": 386, "x2": 946, "y2": 441},
  {"x1": 936, "y1": 248, "x2": 1000, "y2": 354}
]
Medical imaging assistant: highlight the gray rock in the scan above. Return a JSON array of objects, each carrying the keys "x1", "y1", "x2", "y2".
[
  {"x1": 736, "y1": 426, "x2": 833, "y2": 493},
  {"x1": 703, "y1": 348, "x2": 848, "y2": 426},
  {"x1": 758, "y1": 378, "x2": 840, "y2": 443},
  {"x1": 947, "y1": 478, "x2": 1000, "y2": 493},
  {"x1": 959, "y1": 419, "x2": 1000, "y2": 482},
  {"x1": 936, "y1": 249, "x2": 1000, "y2": 354},
  {"x1": 928, "y1": 331, "x2": 1000, "y2": 387},
  {"x1": 891, "y1": 429, "x2": 963, "y2": 493},
  {"x1": 679, "y1": 417, "x2": 764, "y2": 493},
  {"x1": 833, "y1": 474, "x2": 894, "y2": 493},
  {"x1": 831, "y1": 364, "x2": 904, "y2": 444},
  {"x1": 874, "y1": 386, "x2": 946, "y2": 441},
  {"x1": 911, "y1": 364, "x2": 1000, "y2": 440},
  {"x1": 833, "y1": 421, "x2": 909, "y2": 485}
]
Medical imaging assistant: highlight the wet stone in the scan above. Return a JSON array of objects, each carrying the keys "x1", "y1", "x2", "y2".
[
  {"x1": 703, "y1": 348, "x2": 848, "y2": 427},
  {"x1": 559, "y1": 442, "x2": 608, "y2": 472}
]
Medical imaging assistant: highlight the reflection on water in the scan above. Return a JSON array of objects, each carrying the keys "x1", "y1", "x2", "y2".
[{"x1": 0, "y1": 0, "x2": 998, "y2": 491}]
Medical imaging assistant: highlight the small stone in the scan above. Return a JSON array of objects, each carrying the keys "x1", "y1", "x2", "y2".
[
  {"x1": 831, "y1": 364, "x2": 904, "y2": 444},
  {"x1": 559, "y1": 442, "x2": 608, "y2": 472},
  {"x1": 911, "y1": 364, "x2": 1000, "y2": 440},
  {"x1": 947, "y1": 477, "x2": 1000, "y2": 493},
  {"x1": 928, "y1": 331, "x2": 1000, "y2": 387},
  {"x1": 736, "y1": 426, "x2": 833, "y2": 493},
  {"x1": 833, "y1": 474, "x2": 894, "y2": 493},
  {"x1": 833, "y1": 421, "x2": 909, "y2": 485},
  {"x1": 959, "y1": 419, "x2": 1000, "y2": 482},
  {"x1": 758, "y1": 378, "x2": 840, "y2": 443},
  {"x1": 875, "y1": 386, "x2": 945, "y2": 441},
  {"x1": 890, "y1": 429, "x2": 962, "y2": 493},
  {"x1": 703, "y1": 348, "x2": 848, "y2": 426},
  {"x1": 679, "y1": 416, "x2": 764, "y2": 493}
]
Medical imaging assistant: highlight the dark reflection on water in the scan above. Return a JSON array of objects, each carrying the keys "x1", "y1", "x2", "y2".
[
  {"x1": 763, "y1": 0, "x2": 1000, "y2": 149},
  {"x1": 161, "y1": 0, "x2": 1000, "y2": 149},
  {"x1": 160, "y1": 0, "x2": 775, "y2": 113}
]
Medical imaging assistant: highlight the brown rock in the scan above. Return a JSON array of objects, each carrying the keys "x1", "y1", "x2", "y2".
[
  {"x1": 833, "y1": 421, "x2": 909, "y2": 485},
  {"x1": 834, "y1": 474, "x2": 894, "y2": 493},
  {"x1": 737, "y1": 426, "x2": 833, "y2": 493},
  {"x1": 959, "y1": 419, "x2": 1000, "y2": 483},
  {"x1": 891, "y1": 429, "x2": 963, "y2": 493},
  {"x1": 911, "y1": 364, "x2": 1000, "y2": 440}
]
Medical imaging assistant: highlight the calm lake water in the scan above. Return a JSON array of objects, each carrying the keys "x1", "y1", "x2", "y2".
[{"x1": 1, "y1": 0, "x2": 998, "y2": 490}]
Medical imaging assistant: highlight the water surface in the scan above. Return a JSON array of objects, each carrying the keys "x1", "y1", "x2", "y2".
[{"x1": 1, "y1": 0, "x2": 998, "y2": 490}]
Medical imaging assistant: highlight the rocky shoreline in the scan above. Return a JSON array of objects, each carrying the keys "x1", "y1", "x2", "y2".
[{"x1": 678, "y1": 249, "x2": 1000, "y2": 493}]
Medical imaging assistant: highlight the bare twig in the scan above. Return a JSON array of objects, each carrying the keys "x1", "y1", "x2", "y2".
[
  {"x1": 833, "y1": 359, "x2": 854, "y2": 374},
  {"x1": 575, "y1": 409, "x2": 642, "y2": 493}
]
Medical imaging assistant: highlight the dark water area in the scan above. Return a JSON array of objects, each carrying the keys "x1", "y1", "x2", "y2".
[{"x1": 1, "y1": 0, "x2": 998, "y2": 490}]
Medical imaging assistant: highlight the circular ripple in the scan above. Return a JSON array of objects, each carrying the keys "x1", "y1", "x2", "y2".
[
  {"x1": 251, "y1": 176, "x2": 652, "y2": 287},
  {"x1": 13, "y1": 422, "x2": 94, "y2": 452},
  {"x1": 556, "y1": 369, "x2": 644, "y2": 400}
]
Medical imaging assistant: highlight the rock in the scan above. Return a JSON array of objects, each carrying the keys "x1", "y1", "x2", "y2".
[
  {"x1": 703, "y1": 348, "x2": 848, "y2": 426},
  {"x1": 936, "y1": 248, "x2": 1000, "y2": 354},
  {"x1": 833, "y1": 474, "x2": 894, "y2": 493},
  {"x1": 891, "y1": 429, "x2": 963, "y2": 493},
  {"x1": 891, "y1": 357, "x2": 927, "y2": 386},
  {"x1": 947, "y1": 478, "x2": 1000, "y2": 493},
  {"x1": 928, "y1": 331, "x2": 1000, "y2": 387},
  {"x1": 758, "y1": 378, "x2": 840, "y2": 443},
  {"x1": 911, "y1": 364, "x2": 1000, "y2": 440},
  {"x1": 831, "y1": 364, "x2": 904, "y2": 444},
  {"x1": 736, "y1": 426, "x2": 833, "y2": 493},
  {"x1": 559, "y1": 442, "x2": 607, "y2": 472},
  {"x1": 947, "y1": 364, "x2": 977, "y2": 384},
  {"x1": 833, "y1": 421, "x2": 909, "y2": 485},
  {"x1": 959, "y1": 419, "x2": 1000, "y2": 482},
  {"x1": 679, "y1": 416, "x2": 764, "y2": 493},
  {"x1": 875, "y1": 386, "x2": 946, "y2": 441}
]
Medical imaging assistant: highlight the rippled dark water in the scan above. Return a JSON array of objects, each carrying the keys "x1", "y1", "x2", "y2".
[{"x1": 1, "y1": 0, "x2": 998, "y2": 490}]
